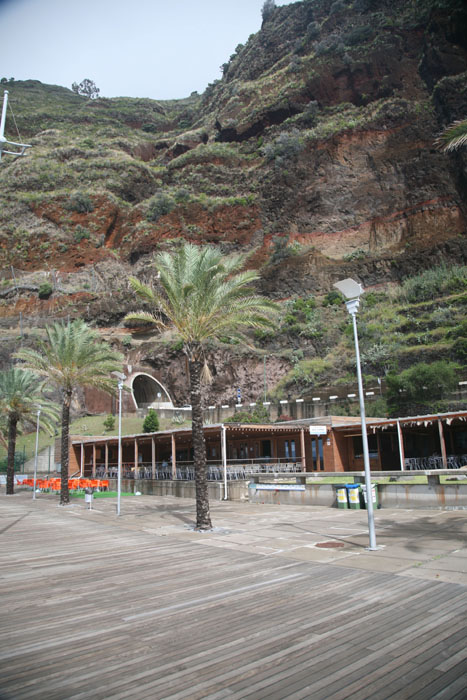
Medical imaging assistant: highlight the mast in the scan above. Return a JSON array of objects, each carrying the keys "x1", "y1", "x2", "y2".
[
  {"x1": 0, "y1": 90, "x2": 8, "y2": 143},
  {"x1": 0, "y1": 90, "x2": 31, "y2": 161}
]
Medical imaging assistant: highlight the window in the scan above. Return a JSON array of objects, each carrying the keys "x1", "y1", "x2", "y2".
[
  {"x1": 353, "y1": 435, "x2": 378, "y2": 459},
  {"x1": 285, "y1": 440, "x2": 296, "y2": 460}
]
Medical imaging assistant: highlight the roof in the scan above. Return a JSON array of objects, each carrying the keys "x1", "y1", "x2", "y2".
[{"x1": 70, "y1": 410, "x2": 467, "y2": 445}]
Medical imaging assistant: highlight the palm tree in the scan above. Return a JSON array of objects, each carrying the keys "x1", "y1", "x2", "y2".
[
  {"x1": 0, "y1": 368, "x2": 58, "y2": 495},
  {"x1": 14, "y1": 320, "x2": 123, "y2": 505},
  {"x1": 436, "y1": 119, "x2": 467, "y2": 152},
  {"x1": 125, "y1": 243, "x2": 277, "y2": 530}
]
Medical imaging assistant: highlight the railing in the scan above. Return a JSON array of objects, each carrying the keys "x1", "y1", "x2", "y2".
[
  {"x1": 94, "y1": 459, "x2": 303, "y2": 481},
  {"x1": 404, "y1": 455, "x2": 467, "y2": 470}
]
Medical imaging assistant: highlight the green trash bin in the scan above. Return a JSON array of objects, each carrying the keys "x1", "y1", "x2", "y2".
[
  {"x1": 361, "y1": 483, "x2": 379, "y2": 509},
  {"x1": 335, "y1": 485, "x2": 348, "y2": 509},
  {"x1": 345, "y1": 483, "x2": 361, "y2": 510}
]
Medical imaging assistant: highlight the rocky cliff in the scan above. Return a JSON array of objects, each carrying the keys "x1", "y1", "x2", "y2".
[{"x1": 0, "y1": 0, "x2": 466, "y2": 409}]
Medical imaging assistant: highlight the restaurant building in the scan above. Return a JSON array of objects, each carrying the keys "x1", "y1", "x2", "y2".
[{"x1": 68, "y1": 410, "x2": 467, "y2": 479}]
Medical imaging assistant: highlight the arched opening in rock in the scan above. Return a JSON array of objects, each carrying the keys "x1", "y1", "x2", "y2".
[{"x1": 131, "y1": 374, "x2": 173, "y2": 409}]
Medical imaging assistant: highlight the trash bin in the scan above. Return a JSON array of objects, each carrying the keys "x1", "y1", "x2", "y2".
[
  {"x1": 345, "y1": 483, "x2": 361, "y2": 510},
  {"x1": 361, "y1": 483, "x2": 379, "y2": 509},
  {"x1": 84, "y1": 487, "x2": 93, "y2": 509},
  {"x1": 335, "y1": 485, "x2": 348, "y2": 509}
]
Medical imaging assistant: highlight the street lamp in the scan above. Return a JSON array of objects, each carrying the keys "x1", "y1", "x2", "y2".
[
  {"x1": 32, "y1": 406, "x2": 41, "y2": 500},
  {"x1": 112, "y1": 371, "x2": 126, "y2": 516},
  {"x1": 333, "y1": 278, "x2": 378, "y2": 550}
]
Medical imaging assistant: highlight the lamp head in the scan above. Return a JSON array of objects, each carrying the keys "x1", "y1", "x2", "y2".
[
  {"x1": 333, "y1": 278, "x2": 364, "y2": 300},
  {"x1": 111, "y1": 371, "x2": 126, "y2": 381}
]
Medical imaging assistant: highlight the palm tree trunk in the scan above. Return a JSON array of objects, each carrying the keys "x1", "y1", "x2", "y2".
[
  {"x1": 189, "y1": 357, "x2": 212, "y2": 530},
  {"x1": 6, "y1": 415, "x2": 18, "y2": 495},
  {"x1": 60, "y1": 388, "x2": 72, "y2": 505}
]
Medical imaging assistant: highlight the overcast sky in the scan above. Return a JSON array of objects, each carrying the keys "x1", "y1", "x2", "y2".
[{"x1": 0, "y1": 0, "x2": 296, "y2": 100}]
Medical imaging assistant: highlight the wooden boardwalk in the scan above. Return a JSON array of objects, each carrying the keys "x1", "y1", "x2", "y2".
[{"x1": 1, "y1": 494, "x2": 466, "y2": 699}]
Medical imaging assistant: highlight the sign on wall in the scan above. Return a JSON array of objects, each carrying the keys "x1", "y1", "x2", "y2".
[{"x1": 309, "y1": 425, "x2": 327, "y2": 435}]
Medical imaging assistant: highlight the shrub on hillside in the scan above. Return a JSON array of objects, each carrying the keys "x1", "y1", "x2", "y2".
[
  {"x1": 143, "y1": 408, "x2": 160, "y2": 433},
  {"x1": 263, "y1": 130, "x2": 304, "y2": 164},
  {"x1": 103, "y1": 414, "x2": 115, "y2": 432},
  {"x1": 66, "y1": 191, "x2": 94, "y2": 214},
  {"x1": 386, "y1": 360, "x2": 459, "y2": 412},
  {"x1": 399, "y1": 264, "x2": 467, "y2": 303},
  {"x1": 225, "y1": 405, "x2": 271, "y2": 424},
  {"x1": 146, "y1": 193, "x2": 176, "y2": 223},
  {"x1": 38, "y1": 282, "x2": 53, "y2": 299}
]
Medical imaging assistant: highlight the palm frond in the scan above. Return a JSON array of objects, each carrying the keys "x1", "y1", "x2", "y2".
[{"x1": 436, "y1": 119, "x2": 467, "y2": 152}]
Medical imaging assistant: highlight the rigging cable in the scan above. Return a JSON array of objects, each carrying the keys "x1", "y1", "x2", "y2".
[{"x1": 8, "y1": 99, "x2": 25, "y2": 145}]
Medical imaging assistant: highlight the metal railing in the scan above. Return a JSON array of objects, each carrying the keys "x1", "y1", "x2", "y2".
[
  {"x1": 94, "y1": 459, "x2": 303, "y2": 481},
  {"x1": 404, "y1": 455, "x2": 467, "y2": 470}
]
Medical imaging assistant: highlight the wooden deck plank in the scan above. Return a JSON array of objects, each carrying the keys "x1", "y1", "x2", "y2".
[{"x1": 1, "y1": 495, "x2": 466, "y2": 700}]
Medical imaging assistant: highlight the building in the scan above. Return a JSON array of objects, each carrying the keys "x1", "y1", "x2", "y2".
[{"x1": 68, "y1": 411, "x2": 467, "y2": 479}]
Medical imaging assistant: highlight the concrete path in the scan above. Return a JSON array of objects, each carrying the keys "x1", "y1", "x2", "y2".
[{"x1": 1, "y1": 491, "x2": 466, "y2": 699}]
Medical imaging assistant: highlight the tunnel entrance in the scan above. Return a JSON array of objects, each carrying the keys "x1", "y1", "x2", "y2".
[{"x1": 131, "y1": 374, "x2": 173, "y2": 409}]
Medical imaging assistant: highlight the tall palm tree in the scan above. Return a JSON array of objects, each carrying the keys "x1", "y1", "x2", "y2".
[
  {"x1": 436, "y1": 119, "x2": 467, "y2": 152},
  {"x1": 125, "y1": 243, "x2": 277, "y2": 530},
  {"x1": 15, "y1": 320, "x2": 123, "y2": 505},
  {"x1": 0, "y1": 368, "x2": 58, "y2": 495}
]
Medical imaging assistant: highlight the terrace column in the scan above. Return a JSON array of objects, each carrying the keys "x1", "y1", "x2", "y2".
[
  {"x1": 315, "y1": 438, "x2": 321, "y2": 471},
  {"x1": 300, "y1": 429, "x2": 306, "y2": 472},
  {"x1": 105, "y1": 443, "x2": 108, "y2": 475},
  {"x1": 438, "y1": 419, "x2": 448, "y2": 469},
  {"x1": 151, "y1": 437, "x2": 156, "y2": 479},
  {"x1": 221, "y1": 426, "x2": 228, "y2": 500},
  {"x1": 92, "y1": 444, "x2": 96, "y2": 478},
  {"x1": 397, "y1": 420, "x2": 405, "y2": 470},
  {"x1": 171, "y1": 434, "x2": 177, "y2": 480},
  {"x1": 134, "y1": 438, "x2": 138, "y2": 479},
  {"x1": 80, "y1": 442, "x2": 84, "y2": 478}
]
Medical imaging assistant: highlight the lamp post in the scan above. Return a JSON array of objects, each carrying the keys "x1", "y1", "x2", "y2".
[
  {"x1": 112, "y1": 371, "x2": 126, "y2": 516},
  {"x1": 334, "y1": 278, "x2": 378, "y2": 550},
  {"x1": 32, "y1": 407, "x2": 41, "y2": 500}
]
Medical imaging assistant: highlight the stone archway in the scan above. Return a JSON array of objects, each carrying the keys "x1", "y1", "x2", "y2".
[{"x1": 131, "y1": 373, "x2": 173, "y2": 410}]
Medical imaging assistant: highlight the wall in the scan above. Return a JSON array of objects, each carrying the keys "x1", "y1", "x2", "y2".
[
  {"x1": 248, "y1": 481, "x2": 467, "y2": 509},
  {"x1": 113, "y1": 478, "x2": 249, "y2": 502}
]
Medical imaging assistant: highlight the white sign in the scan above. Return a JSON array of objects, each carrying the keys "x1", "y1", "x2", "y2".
[
  {"x1": 309, "y1": 425, "x2": 327, "y2": 435},
  {"x1": 250, "y1": 484, "x2": 305, "y2": 491}
]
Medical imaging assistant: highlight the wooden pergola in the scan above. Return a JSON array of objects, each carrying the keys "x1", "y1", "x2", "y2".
[{"x1": 69, "y1": 423, "x2": 309, "y2": 479}]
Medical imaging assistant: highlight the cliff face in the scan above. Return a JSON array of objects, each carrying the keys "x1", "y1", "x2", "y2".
[{"x1": 0, "y1": 0, "x2": 466, "y2": 406}]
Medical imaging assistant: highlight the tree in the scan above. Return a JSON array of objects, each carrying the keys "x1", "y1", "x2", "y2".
[
  {"x1": 0, "y1": 369, "x2": 57, "y2": 495},
  {"x1": 15, "y1": 320, "x2": 123, "y2": 505},
  {"x1": 103, "y1": 414, "x2": 116, "y2": 432},
  {"x1": 71, "y1": 79, "x2": 100, "y2": 99},
  {"x1": 143, "y1": 408, "x2": 159, "y2": 433},
  {"x1": 262, "y1": 0, "x2": 276, "y2": 21},
  {"x1": 125, "y1": 243, "x2": 277, "y2": 529},
  {"x1": 436, "y1": 119, "x2": 467, "y2": 152}
]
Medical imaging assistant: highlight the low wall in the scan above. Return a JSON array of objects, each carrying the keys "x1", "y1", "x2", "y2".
[
  {"x1": 249, "y1": 482, "x2": 336, "y2": 507},
  {"x1": 114, "y1": 479, "x2": 249, "y2": 502},
  {"x1": 107, "y1": 475, "x2": 467, "y2": 510},
  {"x1": 248, "y1": 480, "x2": 467, "y2": 509},
  {"x1": 379, "y1": 483, "x2": 467, "y2": 509}
]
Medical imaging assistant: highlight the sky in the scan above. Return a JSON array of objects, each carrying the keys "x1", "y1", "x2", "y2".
[{"x1": 0, "y1": 0, "x2": 296, "y2": 100}]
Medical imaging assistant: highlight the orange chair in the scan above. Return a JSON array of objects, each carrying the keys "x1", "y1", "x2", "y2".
[{"x1": 101, "y1": 480, "x2": 109, "y2": 491}]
